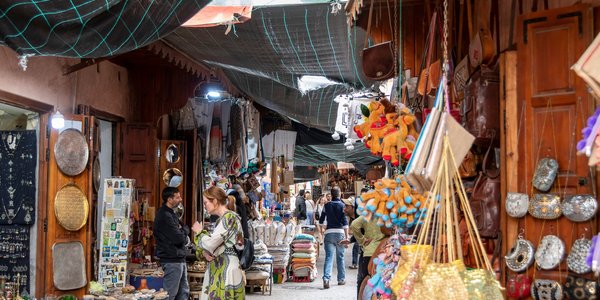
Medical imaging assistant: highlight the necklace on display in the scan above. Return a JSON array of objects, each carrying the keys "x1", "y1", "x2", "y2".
[
  {"x1": 1, "y1": 132, "x2": 22, "y2": 157},
  {"x1": 1, "y1": 200, "x2": 22, "y2": 224}
]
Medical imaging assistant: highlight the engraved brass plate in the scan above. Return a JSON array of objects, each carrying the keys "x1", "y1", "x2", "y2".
[
  {"x1": 54, "y1": 128, "x2": 89, "y2": 176},
  {"x1": 54, "y1": 184, "x2": 89, "y2": 231}
]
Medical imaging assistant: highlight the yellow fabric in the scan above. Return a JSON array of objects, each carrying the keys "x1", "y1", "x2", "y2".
[{"x1": 350, "y1": 216, "x2": 385, "y2": 256}]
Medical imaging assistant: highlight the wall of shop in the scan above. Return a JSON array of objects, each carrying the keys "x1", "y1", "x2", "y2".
[{"x1": 0, "y1": 46, "x2": 132, "y2": 119}]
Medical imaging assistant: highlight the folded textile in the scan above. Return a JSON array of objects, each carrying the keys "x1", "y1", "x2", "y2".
[
  {"x1": 292, "y1": 253, "x2": 316, "y2": 259},
  {"x1": 292, "y1": 242, "x2": 314, "y2": 248},
  {"x1": 292, "y1": 248, "x2": 316, "y2": 254},
  {"x1": 291, "y1": 257, "x2": 316, "y2": 264},
  {"x1": 293, "y1": 234, "x2": 316, "y2": 241}
]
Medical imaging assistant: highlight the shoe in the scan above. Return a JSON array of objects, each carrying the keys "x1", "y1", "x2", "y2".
[
  {"x1": 323, "y1": 280, "x2": 330, "y2": 289},
  {"x1": 338, "y1": 281, "x2": 346, "y2": 285},
  {"x1": 349, "y1": 264, "x2": 358, "y2": 269}
]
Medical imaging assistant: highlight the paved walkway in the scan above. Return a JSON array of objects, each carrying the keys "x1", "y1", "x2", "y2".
[{"x1": 247, "y1": 242, "x2": 359, "y2": 299}]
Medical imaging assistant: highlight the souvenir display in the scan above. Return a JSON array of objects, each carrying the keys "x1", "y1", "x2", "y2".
[
  {"x1": 567, "y1": 238, "x2": 593, "y2": 274},
  {"x1": 531, "y1": 279, "x2": 563, "y2": 300},
  {"x1": 505, "y1": 236, "x2": 535, "y2": 272},
  {"x1": 52, "y1": 241, "x2": 86, "y2": 290},
  {"x1": 528, "y1": 194, "x2": 562, "y2": 220},
  {"x1": 98, "y1": 178, "x2": 135, "y2": 288},
  {"x1": 564, "y1": 274, "x2": 598, "y2": 299},
  {"x1": 535, "y1": 235, "x2": 565, "y2": 270},
  {"x1": 54, "y1": 184, "x2": 89, "y2": 231},
  {"x1": 54, "y1": 128, "x2": 89, "y2": 176},
  {"x1": 505, "y1": 192, "x2": 529, "y2": 218},
  {"x1": 532, "y1": 158, "x2": 559, "y2": 192},
  {"x1": 0, "y1": 225, "x2": 30, "y2": 292},
  {"x1": 506, "y1": 274, "x2": 531, "y2": 299},
  {"x1": 561, "y1": 195, "x2": 598, "y2": 222},
  {"x1": 0, "y1": 130, "x2": 37, "y2": 225}
]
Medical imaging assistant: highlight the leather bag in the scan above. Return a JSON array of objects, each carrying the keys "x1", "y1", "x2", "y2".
[
  {"x1": 469, "y1": 137, "x2": 500, "y2": 239},
  {"x1": 462, "y1": 66, "x2": 500, "y2": 143},
  {"x1": 417, "y1": 12, "x2": 440, "y2": 97},
  {"x1": 362, "y1": 0, "x2": 395, "y2": 81}
]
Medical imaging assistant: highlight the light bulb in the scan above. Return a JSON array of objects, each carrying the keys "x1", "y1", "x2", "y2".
[
  {"x1": 331, "y1": 132, "x2": 340, "y2": 140},
  {"x1": 51, "y1": 110, "x2": 65, "y2": 129}
]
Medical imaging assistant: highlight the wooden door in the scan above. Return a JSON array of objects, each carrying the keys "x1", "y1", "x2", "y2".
[
  {"x1": 120, "y1": 123, "x2": 157, "y2": 206},
  {"x1": 516, "y1": 4, "x2": 594, "y2": 282},
  {"x1": 44, "y1": 114, "x2": 93, "y2": 298}
]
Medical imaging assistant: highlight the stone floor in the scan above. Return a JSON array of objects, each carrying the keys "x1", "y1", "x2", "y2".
[{"x1": 246, "y1": 242, "x2": 359, "y2": 299}]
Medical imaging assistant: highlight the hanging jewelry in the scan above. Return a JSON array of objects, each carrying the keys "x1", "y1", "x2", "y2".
[{"x1": 1, "y1": 132, "x2": 22, "y2": 157}]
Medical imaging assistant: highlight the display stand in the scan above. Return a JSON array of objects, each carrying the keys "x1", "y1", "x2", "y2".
[{"x1": 97, "y1": 178, "x2": 135, "y2": 288}]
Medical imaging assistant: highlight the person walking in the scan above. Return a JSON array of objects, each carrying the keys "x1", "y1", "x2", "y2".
[
  {"x1": 318, "y1": 187, "x2": 349, "y2": 289},
  {"x1": 294, "y1": 190, "x2": 307, "y2": 222},
  {"x1": 305, "y1": 192, "x2": 315, "y2": 225},
  {"x1": 192, "y1": 186, "x2": 245, "y2": 299},
  {"x1": 350, "y1": 215, "x2": 386, "y2": 297},
  {"x1": 153, "y1": 187, "x2": 190, "y2": 300},
  {"x1": 342, "y1": 196, "x2": 359, "y2": 269}
]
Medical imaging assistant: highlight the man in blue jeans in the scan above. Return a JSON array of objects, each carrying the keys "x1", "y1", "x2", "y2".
[
  {"x1": 154, "y1": 187, "x2": 190, "y2": 300},
  {"x1": 318, "y1": 187, "x2": 349, "y2": 289}
]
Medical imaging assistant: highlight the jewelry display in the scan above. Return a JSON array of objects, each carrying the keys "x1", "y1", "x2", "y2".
[
  {"x1": 0, "y1": 225, "x2": 30, "y2": 292},
  {"x1": 0, "y1": 130, "x2": 37, "y2": 226}
]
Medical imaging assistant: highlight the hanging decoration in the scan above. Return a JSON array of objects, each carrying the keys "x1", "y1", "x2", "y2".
[{"x1": 0, "y1": 130, "x2": 36, "y2": 225}]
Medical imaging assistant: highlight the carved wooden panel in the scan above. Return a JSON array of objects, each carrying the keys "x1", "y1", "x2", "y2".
[{"x1": 516, "y1": 4, "x2": 594, "y2": 283}]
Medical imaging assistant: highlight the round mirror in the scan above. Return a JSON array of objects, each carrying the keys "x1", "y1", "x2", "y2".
[
  {"x1": 163, "y1": 168, "x2": 183, "y2": 187},
  {"x1": 165, "y1": 144, "x2": 180, "y2": 163}
]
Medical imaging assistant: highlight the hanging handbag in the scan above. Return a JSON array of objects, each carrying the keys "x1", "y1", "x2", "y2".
[
  {"x1": 416, "y1": 12, "x2": 439, "y2": 97},
  {"x1": 562, "y1": 194, "x2": 598, "y2": 222},
  {"x1": 535, "y1": 235, "x2": 565, "y2": 270},
  {"x1": 505, "y1": 236, "x2": 535, "y2": 272},
  {"x1": 361, "y1": 0, "x2": 395, "y2": 81},
  {"x1": 505, "y1": 192, "x2": 529, "y2": 218},
  {"x1": 462, "y1": 66, "x2": 500, "y2": 143},
  {"x1": 531, "y1": 279, "x2": 564, "y2": 300},
  {"x1": 469, "y1": 137, "x2": 500, "y2": 239},
  {"x1": 236, "y1": 237, "x2": 255, "y2": 270},
  {"x1": 564, "y1": 274, "x2": 598, "y2": 299},
  {"x1": 528, "y1": 194, "x2": 562, "y2": 220},
  {"x1": 532, "y1": 158, "x2": 559, "y2": 192},
  {"x1": 568, "y1": 238, "x2": 593, "y2": 274},
  {"x1": 506, "y1": 273, "x2": 532, "y2": 299},
  {"x1": 458, "y1": 149, "x2": 477, "y2": 178},
  {"x1": 406, "y1": 80, "x2": 475, "y2": 192}
]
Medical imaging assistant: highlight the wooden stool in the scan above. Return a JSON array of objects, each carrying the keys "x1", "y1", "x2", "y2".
[{"x1": 188, "y1": 271, "x2": 205, "y2": 299}]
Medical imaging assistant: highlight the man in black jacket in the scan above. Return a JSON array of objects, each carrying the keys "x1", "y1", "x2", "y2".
[{"x1": 154, "y1": 187, "x2": 189, "y2": 300}]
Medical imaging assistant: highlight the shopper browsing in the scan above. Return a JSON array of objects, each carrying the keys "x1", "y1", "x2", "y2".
[
  {"x1": 153, "y1": 187, "x2": 190, "y2": 300},
  {"x1": 192, "y1": 186, "x2": 245, "y2": 300}
]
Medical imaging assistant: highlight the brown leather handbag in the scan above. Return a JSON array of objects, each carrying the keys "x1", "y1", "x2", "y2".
[
  {"x1": 469, "y1": 137, "x2": 500, "y2": 239},
  {"x1": 462, "y1": 65, "x2": 500, "y2": 144},
  {"x1": 362, "y1": 0, "x2": 395, "y2": 81}
]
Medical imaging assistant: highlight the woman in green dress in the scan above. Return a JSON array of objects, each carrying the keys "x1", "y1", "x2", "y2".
[{"x1": 192, "y1": 186, "x2": 245, "y2": 300}]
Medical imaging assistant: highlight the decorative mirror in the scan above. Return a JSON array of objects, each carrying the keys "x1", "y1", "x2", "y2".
[
  {"x1": 162, "y1": 168, "x2": 183, "y2": 187},
  {"x1": 165, "y1": 143, "x2": 180, "y2": 163}
]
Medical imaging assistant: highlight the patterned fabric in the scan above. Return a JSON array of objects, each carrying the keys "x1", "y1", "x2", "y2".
[
  {"x1": 0, "y1": 1, "x2": 210, "y2": 57},
  {"x1": 0, "y1": 131, "x2": 36, "y2": 225},
  {"x1": 195, "y1": 211, "x2": 245, "y2": 300}
]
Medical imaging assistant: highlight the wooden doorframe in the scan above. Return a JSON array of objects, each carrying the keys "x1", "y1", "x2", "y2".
[{"x1": 0, "y1": 89, "x2": 53, "y2": 298}]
